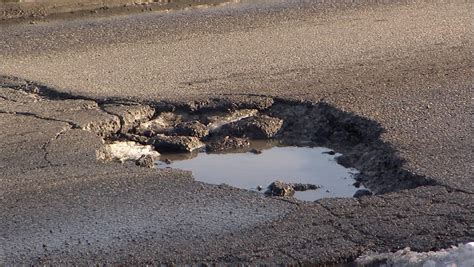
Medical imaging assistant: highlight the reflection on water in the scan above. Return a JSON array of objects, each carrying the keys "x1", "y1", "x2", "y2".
[{"x1": 158, "y1": 141, "x2": 361, "y2": 201}]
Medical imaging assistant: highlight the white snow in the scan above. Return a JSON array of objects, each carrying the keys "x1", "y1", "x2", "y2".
[
  {"x1": 357, "y1": 242, "x2": 474, "y2": 267},
  {"x1": 98, "y1": 141, "x2": 159, "y2": 162}
]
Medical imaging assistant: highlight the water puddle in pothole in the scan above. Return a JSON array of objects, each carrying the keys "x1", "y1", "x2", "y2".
[{"x1": 157, "y1": 141, "x2": 363, "y2": 201}]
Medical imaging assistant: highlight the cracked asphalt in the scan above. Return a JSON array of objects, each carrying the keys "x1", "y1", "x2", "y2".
[{"x1": 0, "y1": 0, "x2": 473, "y2": 265}]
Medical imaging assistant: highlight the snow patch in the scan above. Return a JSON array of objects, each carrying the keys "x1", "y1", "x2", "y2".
[
  {"x1": 357, "y1": 242, "x2": 474, "y2": 267},
  {"x1": 98, "y1": 141, "x2": 159, "y2": 162}
]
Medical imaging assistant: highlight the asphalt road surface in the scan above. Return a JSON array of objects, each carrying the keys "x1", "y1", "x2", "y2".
[{"x1": 1, "y1": 0, "x2": 473, "y2": 265}]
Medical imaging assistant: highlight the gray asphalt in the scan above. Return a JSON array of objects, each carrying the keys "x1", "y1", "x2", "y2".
[{"x1": 1, "y1": 0, "x2": 473, "y2": 265}]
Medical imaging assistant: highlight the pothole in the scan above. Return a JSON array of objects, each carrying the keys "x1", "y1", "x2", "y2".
[
  {"x1": 0, "y1": 75, "x2": 440, "y2": 201},
  {"x1": 157, "y1": 140, "x2": 364, "y2": 201},
  {"x1": 97, "y1": 97, "x2": 436, "y2": 199}
]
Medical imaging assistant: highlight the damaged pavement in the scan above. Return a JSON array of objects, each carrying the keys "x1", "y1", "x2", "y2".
[
  {"x1": 1, "y1": 77, "x2": 472, "y2": 265},
  {"x1": 1, "y1": 0, "x2": 473, "y2": 265}
]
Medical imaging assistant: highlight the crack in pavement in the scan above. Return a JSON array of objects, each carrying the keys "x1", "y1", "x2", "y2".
[
  {"x1": 97, "y1": 103, "x2": 131, "y2": 134},
  {"x1": 0, "y1": 110, "x2": 81, "y2": 129},
  {"x1": 41, "y1": 125, "x2": 73, "y2": 166},
  {"x1": 1, "y1": 77, "x2": 147, "y2": 138},
  {"x1": 439, "y1": 184, "x2": 474, "y2": 195}
]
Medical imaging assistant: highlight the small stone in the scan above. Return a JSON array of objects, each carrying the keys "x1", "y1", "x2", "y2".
[
  {"x1": 265, "y1": 181, "x2": 295, "y2": 197},
  {"x1": 256, "y1": 186, "x2": 263, "y2": 191},
  {"x1": 322, "y1": 150, "x2": 336, "y2": 155},
  {"x1": 135, "y1": 154, "x2": 156, "y2": 168},
  {"x1": 353, "y1": 189, "x2": 372, "y2": 198},
  {"x1": 249, "y1": 148, "x2": 262, "y2": 154}
]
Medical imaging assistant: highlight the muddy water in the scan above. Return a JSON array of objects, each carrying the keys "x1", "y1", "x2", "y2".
[{"x1": 158, "y1": 141, "x2": 362, "y2": 201}]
